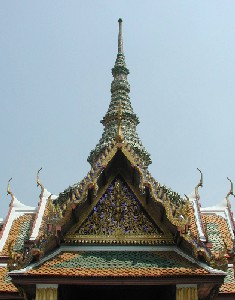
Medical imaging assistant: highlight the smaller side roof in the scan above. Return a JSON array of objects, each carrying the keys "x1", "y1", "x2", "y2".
[
  {"x1": 0, "y1": 266, "x2": 18, "y2": 293},
  {"x1": 202, "y1": 213, "x2": 235, "y2": 296},
  {"x1": 0, "y1": 214, "x2": 34, "y2": 257},
  {"x1": 219, "y1": 265, "x2": 235, "y2": 295},
  {"x1": 0, "y1": 179, "x2": 36, "y2": 254},
  {"x1": 202, "y1": 214, "x2": 233, "y2": 253},
  {"x1": 201, "y1": 200, "x2": 235, "y2": 241}
]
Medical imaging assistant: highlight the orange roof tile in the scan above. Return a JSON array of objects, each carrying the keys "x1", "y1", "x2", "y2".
[
  {"x1": 0, "y1": 267, "x2": 18, "y2": 292},
  {"x1": 36, "y1": 200, "x2": 53, "y2": 240},
  {"x1": 219, "y1": 267, "x2": 235, "y2": 294},
  {"x1": 26, "y1": 251, "x2": 210, "y2": 278},
  {"x1": 202, "y1": 214, "x2": 233, "y2": 251},
  {"x1": 0, "y1": 214, "x2": 34, "y2": 256},
  {"x1": 220, "y1": 282, "x2": 235, "y2": 294},
  {"x1": 188, "y1": 203, "x2": 199, "y2": 239}
]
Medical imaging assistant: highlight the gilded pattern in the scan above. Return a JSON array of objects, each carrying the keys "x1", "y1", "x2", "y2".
[{"x1": 66, "y1": 178, "x2": 173, "y2": 244}]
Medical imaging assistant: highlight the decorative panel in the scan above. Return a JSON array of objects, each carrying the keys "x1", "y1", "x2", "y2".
[{"x1": 65, "y1": 178, "x2": 173, "y2": 245}]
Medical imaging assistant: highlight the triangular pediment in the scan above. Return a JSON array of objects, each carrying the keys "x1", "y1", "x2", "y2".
[{"x1": 65, "y1": 177, "x2": 174, "y2": 245}]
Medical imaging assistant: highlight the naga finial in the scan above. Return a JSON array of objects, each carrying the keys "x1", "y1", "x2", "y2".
[
  {"x1": 7, "y1": 178, "x2": 14, "y2": 202},
  {"x1": 195, "y1": 168, "x2": 203, "y2": 201},
  {"x1": 37, "y1": 168, "x2": 42, "y2": 187},
  {"x1": 37, "y1": 167, "x2": 44, "y2": 196},
  {"x1": 118, "y1": 18, "x2": 123, "y2": 54},
  {"x1": 226, "y1": 177, "x2": 234, "y2": 202},
  {"x1": 116, "y1": 100, "x2": 124, "y2": 143}
]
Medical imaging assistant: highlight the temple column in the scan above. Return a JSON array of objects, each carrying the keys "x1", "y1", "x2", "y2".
[
  {"x1": 36, "y1": 284, "x2": 58, "y2": 300},
  {"x1": 176, "y1": 284, "x2": 198, "y2": 300}
]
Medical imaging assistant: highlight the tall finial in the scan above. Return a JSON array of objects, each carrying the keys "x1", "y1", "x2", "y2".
[
  {"x1": 226, "y1": 177, "x2": 234, "y2": 202},
  {"x1": 7, "y1": 177, "x2": 14, "y2": 203},
  {"x1": 37, "y1": 167, "x2": 44, "y2": 196},
  {"x1": 195, "y1": 168, "x2": 203, "y2": 201},
  {"x1": 118, "y1": 18, "x2": 123, "y2": 54},
  {"x1": 37, "y1": 167, "x2": 42, "y2": 187}
]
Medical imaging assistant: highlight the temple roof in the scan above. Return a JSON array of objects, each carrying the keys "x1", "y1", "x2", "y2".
[{"x1": 1, "y1": 18, "x2": 235, "y2": 300}]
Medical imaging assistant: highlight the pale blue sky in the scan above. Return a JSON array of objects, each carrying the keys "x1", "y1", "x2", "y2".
[{"x1": 0, "y1": 1, "x2": 235, "y2": 217}]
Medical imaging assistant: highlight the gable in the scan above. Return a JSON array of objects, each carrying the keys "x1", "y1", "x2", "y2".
[{"x1": 65, "y1": 177, "x2": 174, "y2": 245}]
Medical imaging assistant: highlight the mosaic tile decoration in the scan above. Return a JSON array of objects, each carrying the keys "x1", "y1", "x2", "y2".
[
  {"x1": 203, "y1": 214, "x2": 233, "y2": 252},
  {"x1": 13, "y1": 215, "x2": 33, "y2": 252}
]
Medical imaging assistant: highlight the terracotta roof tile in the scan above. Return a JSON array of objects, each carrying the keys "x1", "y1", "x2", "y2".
[
  {"x1": 27, "y1": 251, "x2": 210, "y2": 277},
  {"x1": 224, "y1": 267, "x2": 235, "y2": 283},
  {"x1": 0, "y1": 267, "x2": 18, "y2": 292},
  {"x1": 202, "y1": 214, "x2": 233, "y2": 252},
  {"x1": 0, "y1": 214, "x2": 34, "y2": 256},
  {"x1": 219, "y1": 266, "x2": 235, "y2": 294},
  {"x1": 188, "y1": 204, "x2": 199, "y2": 238},
  {"x1": 36, "y1": 200, "x2": 54, "y2": 240},
  {"x1": 220, "y1": 283, "x2": 235, "y2": 294}
]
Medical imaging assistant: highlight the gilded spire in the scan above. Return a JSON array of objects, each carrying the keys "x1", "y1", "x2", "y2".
[{"x1": 88, "y1": 19, "x2": 151, "y2": 166}]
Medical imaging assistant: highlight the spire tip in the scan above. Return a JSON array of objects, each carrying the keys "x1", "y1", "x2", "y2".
[{"x1": 118, "y1": 18, "x2": 123, "y2": 54}]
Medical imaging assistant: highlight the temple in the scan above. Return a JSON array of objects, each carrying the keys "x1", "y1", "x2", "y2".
[{"x1": 0, "y1": 19, "x2": 235, "y2": 300}]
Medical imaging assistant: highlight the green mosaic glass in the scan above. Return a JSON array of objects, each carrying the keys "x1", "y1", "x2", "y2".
[
  {"x1": 54, "y1": 251, "x2": 190, "y2": 269},
  {"x1": 206, "y1": 222, "x2": 224, "y2": 252},
  {"x1": 13, "y1": 217, "x2": 33, "y2": 253}
]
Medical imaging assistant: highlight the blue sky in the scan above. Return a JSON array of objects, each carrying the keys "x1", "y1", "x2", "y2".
[{"x1": 0, "y1": 1, "x2": 235, "y2": 217}]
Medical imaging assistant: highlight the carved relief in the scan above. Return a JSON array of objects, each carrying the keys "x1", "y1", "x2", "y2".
[
  {"x1": 76, "y1": 179, "x2": 161, "y2": 235},
  {"x1": 66, "y1": 178, "x2": 173, "y2": 244}
]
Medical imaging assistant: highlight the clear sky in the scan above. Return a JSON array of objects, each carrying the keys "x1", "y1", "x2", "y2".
[{"x1": 0, "y1": 1, "x2": 235, "y2": 218}]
